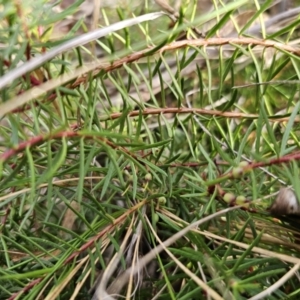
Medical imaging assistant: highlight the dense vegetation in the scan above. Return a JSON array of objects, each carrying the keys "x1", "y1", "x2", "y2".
[{"x1": 1, "y1": 0, "x2": 300, "y2": 299}]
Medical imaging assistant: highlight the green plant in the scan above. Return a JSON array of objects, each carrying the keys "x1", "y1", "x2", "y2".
[{"x1": 1, "y1": 0, "x2": 300, "y2": 299}]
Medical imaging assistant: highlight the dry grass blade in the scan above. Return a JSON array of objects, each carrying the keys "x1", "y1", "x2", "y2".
[
  {"x1": 145, "y1": 216, "x2": 225, "y2": 300},
  {"x1": 248, "y1": 263, "x2": 300, "y2": 300},
  {"x1": 91, "y1": 216, "x2": 135, "y2": 300},
  {"x1": 106, "y1": 206, "x2": 241, "y2": 297},
  {"x1": 0, "y1": 12, "x2": 168, "y2": 90}
]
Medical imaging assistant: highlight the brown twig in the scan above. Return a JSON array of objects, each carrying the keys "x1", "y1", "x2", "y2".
[
  {"x1": 5, "y1": 38, "x2": 300, "y2": 115},
  {"x1": 8, "y1": 278, "x2": 42, "y2": 300},
  {"x1": 0, "y1": 129, "x2": 141, "y2": 164},
  {"x1": 102, "y1": 107, "x2": 295, "y2": 123},
  {"x1": 64, "y1": 199, "x2": 147, "y2": 264},
  {"x1": 207, "y1": 151, "x2": 300, "y2": 185},
  {"x1": 73, "y1": 37, "x2": 300, "y2": 87}
]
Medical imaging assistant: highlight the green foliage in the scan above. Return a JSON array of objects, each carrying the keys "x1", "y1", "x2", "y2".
[{"x1": 1, "y1": 0, "x2": 300, "y2": 299}]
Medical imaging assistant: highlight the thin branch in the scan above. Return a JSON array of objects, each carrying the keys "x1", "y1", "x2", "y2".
[
  {"x1": 0, "y1": 12, "x2": 168, "y2": 90},
  {"x1": 2, "y1": 37, "x2": 300, "y2": 116},
  {"x1": 102, "y1": 107, "x2": 295, "y2": 123},
  {"x1": 205, "y1": 151, "x2": 300, "y2": 186},
  {"x1": 0, "y1": 130, "x2": 141, "y2": 163}
]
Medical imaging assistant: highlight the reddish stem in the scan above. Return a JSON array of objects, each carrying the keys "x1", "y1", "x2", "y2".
[{"x1": 8, "y1": 278, "x2": 42, "y2": 300}]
